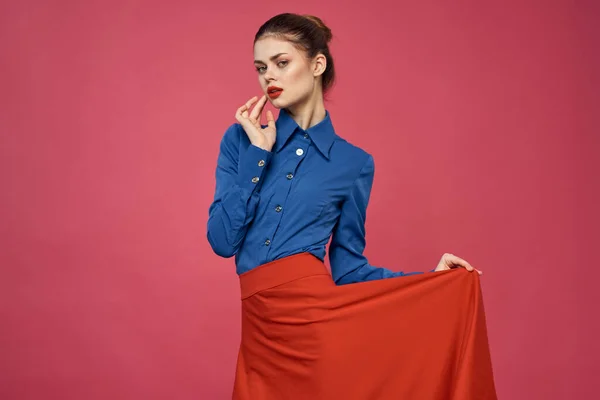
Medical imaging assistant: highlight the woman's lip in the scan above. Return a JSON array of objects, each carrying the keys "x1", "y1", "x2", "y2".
[{"x1": 268, "y1": 90, "x2": 283, "y2": 99}]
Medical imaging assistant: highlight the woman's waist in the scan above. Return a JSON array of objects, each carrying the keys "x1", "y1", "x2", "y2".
[{"x1": 238, "y1": 252, "x2": 330, "y2": 299}]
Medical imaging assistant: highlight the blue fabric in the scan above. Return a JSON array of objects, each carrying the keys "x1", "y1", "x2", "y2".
[{"x1": 207, "y1": 108, "x2": 426, "y2": 285}]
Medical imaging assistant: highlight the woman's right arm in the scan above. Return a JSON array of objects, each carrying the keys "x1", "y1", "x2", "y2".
[{"x1": 207, "y1": 123, "x2": 273, "y2": 257}]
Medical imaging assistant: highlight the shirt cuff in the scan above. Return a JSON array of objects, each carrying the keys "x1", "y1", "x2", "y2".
[{"x1": 237, "y1": 144, "x2": 272, "y2": 192}]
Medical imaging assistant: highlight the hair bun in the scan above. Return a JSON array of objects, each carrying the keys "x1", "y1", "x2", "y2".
[{"x1": 303, "y1": 15, "x2": 332, "y2": 43}]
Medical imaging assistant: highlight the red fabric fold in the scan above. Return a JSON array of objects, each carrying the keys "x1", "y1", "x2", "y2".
[{"x1": 233, "y1": 252, "x2": 497, "y2": 399}]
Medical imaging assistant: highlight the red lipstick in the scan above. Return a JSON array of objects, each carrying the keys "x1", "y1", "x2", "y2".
[{"x1": 267, "y1": 86, "x2": 283, "y2": 99}]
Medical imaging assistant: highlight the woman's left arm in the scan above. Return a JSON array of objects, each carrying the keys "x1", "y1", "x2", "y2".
[
  {"x1": 329, "y1": 154, "x2": 481, "y2": 285},
  {"x1": 328, "y1": 154, "x2": 425, "y2": 285}
]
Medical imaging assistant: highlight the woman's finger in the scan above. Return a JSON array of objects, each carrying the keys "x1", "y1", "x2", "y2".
[
  {"x1": 236, "y1": 96, "x2": 257, "y2": 115},
  {"x1": 446, "y1": 253, "x2": 473, "y2": 271},
  {"x1": 236, "y1": 96, "x2": 258, "y2": 120},
  {"x1": 266, "y1": 110, "x2": 275, "y2": 129},
  {"x1": 249, "y1": 95, "x2": 267, "y2": 122}
]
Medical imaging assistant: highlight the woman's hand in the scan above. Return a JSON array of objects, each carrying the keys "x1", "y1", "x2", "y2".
[
  {"x1": 434, "y1": 253, "x2": 482, "y2": 275},
  {"x1": 235, "y1": 95, "x2": 276, "y2": 151}
]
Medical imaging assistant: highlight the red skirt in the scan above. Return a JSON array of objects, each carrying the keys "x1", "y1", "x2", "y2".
[{"x1": 232, "y1": 252, "x2": 497, "y2": 399}]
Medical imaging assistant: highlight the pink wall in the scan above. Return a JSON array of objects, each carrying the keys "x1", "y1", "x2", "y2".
[{"x1": 1, "y1": 1, "x2": 598, "y2": 399}]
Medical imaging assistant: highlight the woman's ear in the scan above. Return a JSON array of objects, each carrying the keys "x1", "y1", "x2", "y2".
[{"x1": 312, "y1": 53, "x2": 327, "y2": 77}]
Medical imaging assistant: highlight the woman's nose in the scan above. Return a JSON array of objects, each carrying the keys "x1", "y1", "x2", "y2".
[{"x1": 263, "y1": 69, "x2": 275, "y2": 82}]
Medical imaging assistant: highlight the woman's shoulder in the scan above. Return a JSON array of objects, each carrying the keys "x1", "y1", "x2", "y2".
[{"x1": 331, "y1": 135, "x2": 374, "y2": 169}]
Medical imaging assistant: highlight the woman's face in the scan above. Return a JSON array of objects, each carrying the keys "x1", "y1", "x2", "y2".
[{"x1": 253, "y1": 37, "x2": 320, "y2": 109}]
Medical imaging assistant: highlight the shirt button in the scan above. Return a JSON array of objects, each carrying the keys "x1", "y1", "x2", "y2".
[
  {"x1": 303, "y1": 133, "x2": 309, "y2": 139},
  {"x1": 264, "y1": 239, "x2": 271, "y2": 246},
  {"x1": 296, "y1": 148, "x2": 304, "y2": 156},
  {"x1": 251, "y1": 176, "x2": 259, "y2": 183},
  {"x1": 275, "y1": 205, "x2": 282, "y2": 212},
  {"x1": 286, "y1": 173, "x2": 294, "y2": 180},
  {"x1": 258, "y1": 160, "x2": 265, "y2": 167}
]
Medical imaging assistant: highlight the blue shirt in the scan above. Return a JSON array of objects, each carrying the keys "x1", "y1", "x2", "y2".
[{"x1": 207, "y1": 108, "x2": 425, "y2": 285}]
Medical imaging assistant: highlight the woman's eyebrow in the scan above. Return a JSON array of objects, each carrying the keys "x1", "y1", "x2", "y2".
[{"x1": 254, "y1": 53, "x2": 288, "y2": 64}]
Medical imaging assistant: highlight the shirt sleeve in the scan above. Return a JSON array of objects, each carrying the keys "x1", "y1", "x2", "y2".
[
  {"x1": 328, "y1": 154, "x2": 426, "y2": 285},
  {"x1": 207, "y1": 124, "x2": 272, "y2": 258}
]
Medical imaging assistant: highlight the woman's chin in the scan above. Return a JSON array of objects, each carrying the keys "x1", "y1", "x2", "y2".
[
  {"x1": 268, "y1": 98, "x2": 284, "y2": 109},
  {"x1": 271, "y1": 99, "x2": 284, "y2": 110}
]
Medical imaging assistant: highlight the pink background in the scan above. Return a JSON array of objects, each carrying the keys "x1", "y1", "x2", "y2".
[{"x1": 1, "y1": 1, "x2": 598, "y2": 399}]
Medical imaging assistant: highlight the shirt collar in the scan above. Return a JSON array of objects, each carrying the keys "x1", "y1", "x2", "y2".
[{"x1": 273, "y1": 108, "x2": 336, "y2": 160}]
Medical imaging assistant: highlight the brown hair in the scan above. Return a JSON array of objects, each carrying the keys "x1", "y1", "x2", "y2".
[{"x1": 254, "y1": 13, "x2": 336, "y2": 95}]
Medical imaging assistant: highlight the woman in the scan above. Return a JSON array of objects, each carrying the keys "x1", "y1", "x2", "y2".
[{"x1": 208, "y1": 13, "x2": 496, "y2": 400}]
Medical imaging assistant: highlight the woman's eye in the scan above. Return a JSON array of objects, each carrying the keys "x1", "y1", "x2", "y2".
[{"x1": 255, "y1": 61, "x2": 287, "y2": 74}]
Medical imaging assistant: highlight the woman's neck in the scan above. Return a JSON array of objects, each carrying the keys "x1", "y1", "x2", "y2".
[{"x1": 285, "y1": 92, "x2": 326, "y2": 131}]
